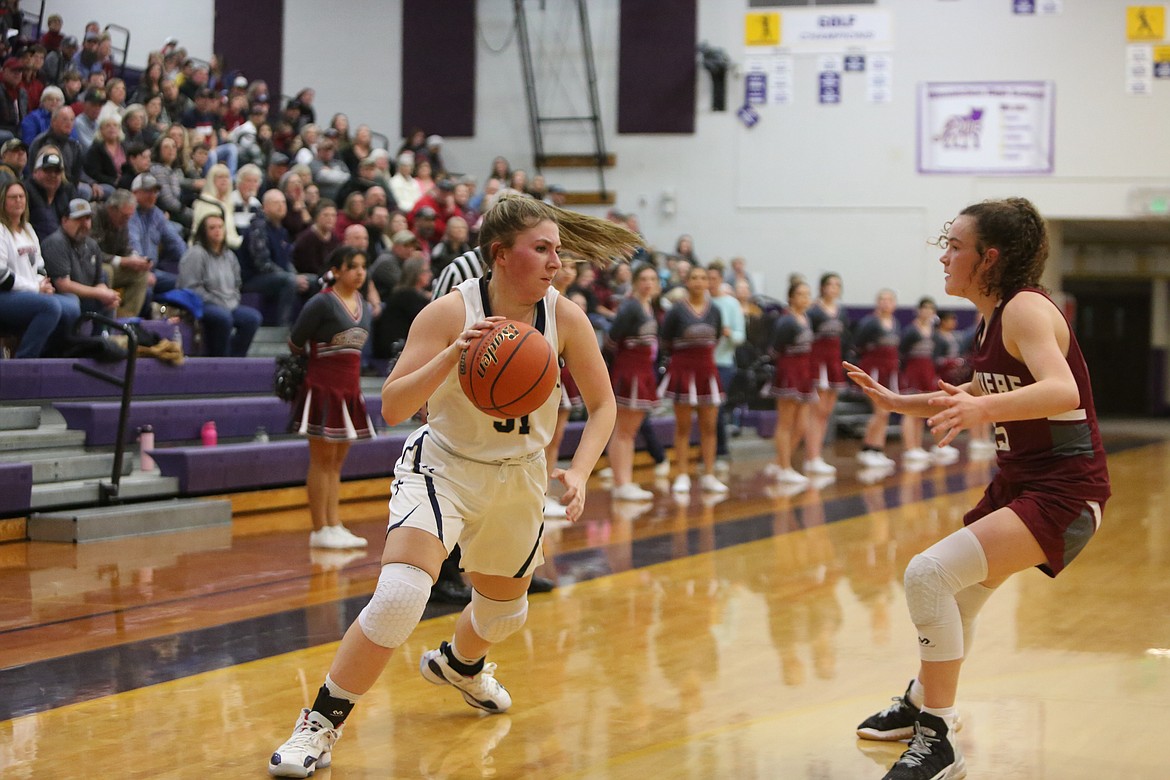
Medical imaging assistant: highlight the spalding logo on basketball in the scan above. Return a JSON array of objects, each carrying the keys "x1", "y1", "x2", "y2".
[{"x1": 458, "y1": 320, "x2": 558, "y2": 419}]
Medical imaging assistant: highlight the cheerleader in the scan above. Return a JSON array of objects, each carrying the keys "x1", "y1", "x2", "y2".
[
  {"x1": 659, "y1": 264, "x2": 728, "y2": 494},
  {"x1": 288, "y1": 246, "x2": 375, "y2": 549},
  {"x1": 853, "y1": 289, "x2": 901, "y2": 469},
  {"x1": 806, "y1": 272, "x2": 849, "y2": 476},
  {"x1": 764, "y1": 280, "x2": 817, "y2": 485},
  {"x1": 600, "y1": 263, "x2": 662, "y2": 500},
  {"x1": 900, "y1": 297, "x2": 955, "y2": 466}
]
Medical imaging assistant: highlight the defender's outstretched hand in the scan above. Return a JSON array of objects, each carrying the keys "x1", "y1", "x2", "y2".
[
  {"x1": 843, "y1": 362, "x2": 901, "y2": 413},
  {"x1": 927, "y1": 380, "x2": 985, "y2": 446}
]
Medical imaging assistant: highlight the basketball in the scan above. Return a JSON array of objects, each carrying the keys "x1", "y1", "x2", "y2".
[{"x1": 458, "y1": 320, "x2": 559, "y2": 419}]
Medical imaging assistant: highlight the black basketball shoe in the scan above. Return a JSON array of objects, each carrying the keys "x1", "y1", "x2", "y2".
[
  {"x1": 857, "y1": 680, "x2": 920, "y2": 741},
  {"x1": 881, "y1": 711, "x2": 966, "y2": 780}
]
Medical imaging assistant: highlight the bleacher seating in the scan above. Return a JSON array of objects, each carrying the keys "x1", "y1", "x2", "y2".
[
  {"x1": 0, "y1": 357, "x2": 278, "y2": 400},
  {"x1": 0, "y1": 463, "x2": 33, "y2": 516}
]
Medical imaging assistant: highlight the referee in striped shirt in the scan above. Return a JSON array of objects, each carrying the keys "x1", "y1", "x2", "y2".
[{"x1": 431, "y1": 248, "x2": 485, "y2": 298}]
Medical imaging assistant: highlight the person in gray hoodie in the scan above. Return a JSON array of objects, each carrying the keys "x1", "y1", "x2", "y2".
[{"x1": 177, "y1": 212, "x2": 260, "y2": 356}]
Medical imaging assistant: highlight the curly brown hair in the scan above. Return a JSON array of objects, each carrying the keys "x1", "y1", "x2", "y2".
[
  {"x1": 958, "y1": 197, "x2": 1049, "y2": 298},
  {"x1": 478, "y1": 194, "x2": 640, "y2": 269}
]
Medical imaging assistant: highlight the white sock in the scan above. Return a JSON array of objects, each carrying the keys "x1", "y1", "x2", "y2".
[
  {"x1": 449, "y1": 638, "x2": 481, "y2": 666},
  {"x1": 908, "y1": 678, "x2": 925, "y2": 709},
  {"x1": 922, "y1": 705, "x2": 958, "y2": 730},
  {"x1": 324, "y1": 673, "x2": 362, "y2": 704}
]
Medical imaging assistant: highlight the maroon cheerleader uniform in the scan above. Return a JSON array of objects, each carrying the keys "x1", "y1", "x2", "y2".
[
  {"x1": 899, "y1": 323, "x2": 938, "y2": 393},
  {"x1": 808, "y1": 301, "x2": 849, "y2": 390},
  {"x1": 608, "y1": 297, "x2": 659, "y2": 410},
  {"x1": 659, "y1": 299, "x2": 724, "y2": 406},
  {"x1": 289, "y1": 288, "x2": 376, "y2": 441},
  {"x1": 854, "y1": 313, "x2": 900, "y2": 391},
  {"x1": 963, "y1": 288, "x2": 1110, "y2": 577},
  {"x1": 767, "y1": 312, "x2": 816, "y2": 402}
]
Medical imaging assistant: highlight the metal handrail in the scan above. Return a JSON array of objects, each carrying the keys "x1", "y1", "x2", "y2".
[{"x1": 71, "y1": 313, "x2": 139, "y2": 505}]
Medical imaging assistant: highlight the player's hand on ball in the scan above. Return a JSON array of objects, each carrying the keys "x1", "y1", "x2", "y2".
[{"x1": 454, "y1": 316, "x2": 505, "y2": 350}]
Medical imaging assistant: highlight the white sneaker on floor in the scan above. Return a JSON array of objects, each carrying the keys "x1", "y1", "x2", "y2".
[
  {"x1": 672, "y1": 474, "x2": 691, "y2": 493},
  {"x1": 699, "y1": 474, "x2": 729, "y2": 493},
  {"x1": 269, "y1": 708, "x2": 341, "y2": 777},
  {"x1": 856, "y1": 465, "x2": 895, "y2": 485},
  {"x1": 778, "y1": 468, "x2": 810, "y2": 485},
  {"x1": 809, "y1": 474, "x2": 836, "y2": 491},
  {"x1": 931, "y1": 445, "x2": 961, "y2": 464},
  {"x1": 803, "y1": 457, "x2": 837, "y2": 475},
  {"x1": 332, "y1": 525, "x2": 368, "y2": 548},
  {"x1": 543, "y1": 497, "x2": 568, "y2": 518},
  {"x1": 654, "y1": 461, "x2": 671, "y2": 478},
  {"x1": 420, "y1": 642, "x2": 512, "y2": 713},
  {"x1": 309, "y1": 526, "x2": 352, "y2": 550},
  {"x1": 856, "y1": 450, "x2": 893, "y2": 468},
  {"x1": 903, "y1": 458, "x2": 929, "y2": 473},
  {"x1": 612, "y1": 483, "x2": 655, "y2": 501},
  {"x1": 596, "y1": 467, "x2": 614, "y2": 480},
  {"x1": 714, "y1": 459, "x2": 730, "y2": 474},
  {"x1": 903, "y1": 447, "x2": 931, "y2": 462}
]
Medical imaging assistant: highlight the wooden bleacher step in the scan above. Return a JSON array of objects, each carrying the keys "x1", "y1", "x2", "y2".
[
  {"x1": 562, "y1": 191, "x2": 617, "y2": 206},
  {"x1": 538, "y1": 153, "x2": 616, "y2": 168},
  {"x1": 27, "y1": 497, "x2": 232, "y2": 543}
]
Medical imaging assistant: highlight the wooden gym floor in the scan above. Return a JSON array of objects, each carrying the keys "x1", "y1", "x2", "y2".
[{"x1": 1, "y1": 426, "x2": 1168, "y2": 778}]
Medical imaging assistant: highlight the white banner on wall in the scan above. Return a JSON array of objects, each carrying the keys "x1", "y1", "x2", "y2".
[
  {"x1": 917, "y1": 81, "x2": 1055, "y2": 175},
  {"x1": 777, "y1": 8, "x2": 892, "y2": 53}
]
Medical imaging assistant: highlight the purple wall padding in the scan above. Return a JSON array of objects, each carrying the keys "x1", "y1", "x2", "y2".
[
  {"x1": 0, "y1": 463, "x2": 32, "y2": 517},
  {"x1": 618, "y1": 0, "x2": 697, "y2": 134},
  {"x1": 214, "y1": 0, "x2": 283, "y2": 100},
  {"x1": 401, "y1": 0, "x2": 475, "y2": 138}
]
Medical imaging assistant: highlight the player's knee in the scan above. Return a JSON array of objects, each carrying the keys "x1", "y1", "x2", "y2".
[
  {"x1": 903, "y1": 553, "x2": 949, "y2": 627},
  {"x1": 357, "y1": 563, "x2": 433, "y2": 648},
  {"x1": 469, "y1": 590, "x2": 528, "y2": 644}
]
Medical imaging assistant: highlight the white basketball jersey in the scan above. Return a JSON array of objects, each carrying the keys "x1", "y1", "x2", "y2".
[{"x1": 425, "y1": 277, "x2": 563, "y2": 462}]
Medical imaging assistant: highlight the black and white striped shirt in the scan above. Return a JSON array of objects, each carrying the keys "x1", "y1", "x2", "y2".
[{"x1": 432, "y1": 248, "x2": 485, "y2": 298}]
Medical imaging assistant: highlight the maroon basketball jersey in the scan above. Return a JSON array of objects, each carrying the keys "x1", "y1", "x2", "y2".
[{"x1": 971, "y1": 288, "x2": 1110, "y2": 500}]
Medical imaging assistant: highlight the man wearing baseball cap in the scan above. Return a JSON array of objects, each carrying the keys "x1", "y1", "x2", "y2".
[
  {"x1": 127, "y1": 172, "x2": 184, "y2": 300},
  {"x1": 41, "y1": 198, "x2": 120, "y2": 317},
  {"x1": 26, "y1": 150, "x2": 75, "y2": 239},
  {"x1": 0, "y1": 137, "x2": 26, "y2": 189}
]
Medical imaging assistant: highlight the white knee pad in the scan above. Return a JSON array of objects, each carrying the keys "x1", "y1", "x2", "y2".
[
  {"x1": 469, "y1": 590, "x2": 528, "y2": 645},
  {"x1": 904, "y1": 527, "x2": 988, "y2": 662},
  {"x1": 358, "y1": 563, "x2": 434, "y2": 648},
  {"x1": 955, "y1": 582, "x2": 997, "y2": 656}
]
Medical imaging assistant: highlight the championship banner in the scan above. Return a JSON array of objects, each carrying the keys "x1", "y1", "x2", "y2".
[{"x1": 917, "y1": 81, "x2": 1055, "y2": 175}]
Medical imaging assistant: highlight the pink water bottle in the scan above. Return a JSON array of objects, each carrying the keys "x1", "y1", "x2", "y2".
[
  {"x1": 201, "y1": 420, "x2": 218, "y2": 446},
  {"x1": 138, "y1": 425, "x2": 155, "y2": 471}
]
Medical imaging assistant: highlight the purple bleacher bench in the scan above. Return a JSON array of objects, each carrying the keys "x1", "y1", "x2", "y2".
[
  {"x1": 0, "y1": 462, "x2": 32, "y2": 518},
  {"x1": 0, "y1": 358, "x2": 278, "y2": 401},
  {"x1": 54, "y1": 395, "x2": 384, "y2": 446},
  {"x1": 150, "y1": 431, "x2": 410, "y2": 494}
]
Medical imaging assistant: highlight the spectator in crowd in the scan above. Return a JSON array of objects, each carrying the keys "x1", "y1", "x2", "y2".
[
  {"x1": 368, "y1": 228, "x2": 419, "y2": 300},
  {"x1": 292, "y1": 198, "x2": 338, "y2": 278},
  {"x1": 0, "y1": 137, "x2": 26, "y2": 189},
  {"x1": 260, "y1": 152, "x2": 290, "y2": 195},
  {"x1": 507, "y1": 168, "x2": 528, "y2": 193},
  {"x1": 128, "y1": 172, "x2": 183, "y2": 293},
  {"x1": 179, "y1": 213, "x2": 261, "y2": 357},
  {"x1": 397, "y1": 127, "x2": 427, "y2": 159},
  {"x1": 0, "y1": 57, "x2": 28, "y2": 144},
  {"x1": 20, "y1": 84, "x2": 62, "y2": 144},
  {"x1": 191, "y1": 163, "x2": 238, "y2": 249},
  {"x1": 368, "y1": 148, "x2": 393, "y2": 192},
  {"x1": 122, "y1": 103, "x2": 156, "y2": 149},
  {"x1": 725, "y1": 255, "x2": 760, "y2": 295},
  {"x1": 149, "y1": 135, "x2": 190, "y2": 226},
  {"x1": 292, "y1": 88, "x2": 316, "y2": 127},
  {"x1": 486, "y1": 155, "x2": 510, "y2": 186},
  {"x1": 469, "y1": 176, "x2": 500, "y2": 213},
  {"x1": 230, "y1": 102, "x2": 269, "y2": 166},
  {"x1": 72, "y1": 87, "x2": 103, "y2": 148},
  {"x1": 58, "y1": 68, "x2": 83, "y2": 107},
  {"x1": 341, "y1": 124, "x2": 374, "y2": 175},
  {"x1": 0, "y1": 180, "x2": 74, "y2": 357},
  {"x1": 26, "y1": 149, "x2": 74, "y2": 239},
  {"x1": 237, "y1": 188, "x2": 306, "y2": 325},
  {"x1": 21, "y1": 47, "x2": 46, "y2": 112},
  {"x1": 328, "y1": 112, "x2": 350, "y2": 145},
  {"x1": 40, "y1": 14, "x2": 65, "y2": 53},
  {"x1": 334, "y1": 157, "x2": 378, "y2": 208},
  {"x1": 309, "y1": 137, "x2": 349, "y2": 202},
  {"x1": 143, "y1": 94, "x2": 167, "y2": 134},
  {"x1": 430, "y1": 215, "x2": 470, "y2": 277},
  {"x1": 231, "y1": 162, "x2": 263, "y2": 235},
  {"x1": 675, "y1": 233, "x2": 699, "y2": 265},
  {"x1": 364, "y1": 203, "x2": 393, "y2": 257},
  {"x1": 374, "y1": 255, "x2": 431, "y2": 356},
  {"x1": 42, "y1": 197, "x2": 119, "y2": 317},
  {"x1": 29, "y1": 107, "x2": 88, "y2": 199},
  {"x1": 91, "y1": 190, "x2": 149, "y2": 316},
  {"x1": 424, "y1": 134, "x2": 445, "y2": 175},
  {"x1": 183, "y1": 86, "x2": 238, "y2": 174},
  {"x1": 160, "y1": 79, "x2": 190, "y2": 127},
  {"x1": 333, "y1": 190, "x2": 365, "y2": 241},
  {"x1": 42, "y1": 37, "x2": 77, "y2": 87},
  {"x1": 546, "y1": 183, "x2": 567, "y2": 209},
  {"x1": 82, "y1": 114, "x2": 125, "y2": 199},
  {"x1": 292, "y1": 122, "x2": 319, "y2": 166},
  {"x1": 114, "y1": 142, "x2": 151, "y2": 191},
  {"x1": 98, "y1": 77, "x2": 127, "y2": 124},
  {"x1": 131, "y1": 60, "x2": 164, "y2": 104},
  {"x1": 413, "y1": 157, "x2": 436, "y2": 194},
  {"x1": 281, "y1": 172, "x2": 312, "y2": 239},
  {"x1": 388, "y1": 151, "x2": 420, "y2": 212}
]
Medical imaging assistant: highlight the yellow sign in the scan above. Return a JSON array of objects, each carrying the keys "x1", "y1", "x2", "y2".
[
  {"x1": 745, "y1": 12, "x2": 780, "y2": 47},
  {"x1": 1155, "y1": 44, "x2": 1170, "y2": 62},
  {"x1": 1127, "y1": 6, "x2": 1165, "y2": 42}
]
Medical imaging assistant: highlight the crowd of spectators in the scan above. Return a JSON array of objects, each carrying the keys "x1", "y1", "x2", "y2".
[{"x1": 0, "y1": 12, "x2": 771, "y2": 363}]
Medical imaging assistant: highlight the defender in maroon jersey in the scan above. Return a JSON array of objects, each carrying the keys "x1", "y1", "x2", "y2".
[{"x1": 844, "y1": 197, "x2": 1109, "y2": 780}]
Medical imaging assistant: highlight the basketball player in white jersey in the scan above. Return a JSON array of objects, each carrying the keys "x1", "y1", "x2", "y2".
[{"x1": 269, "y1": 195, "x2": 639, "y2": 777}]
